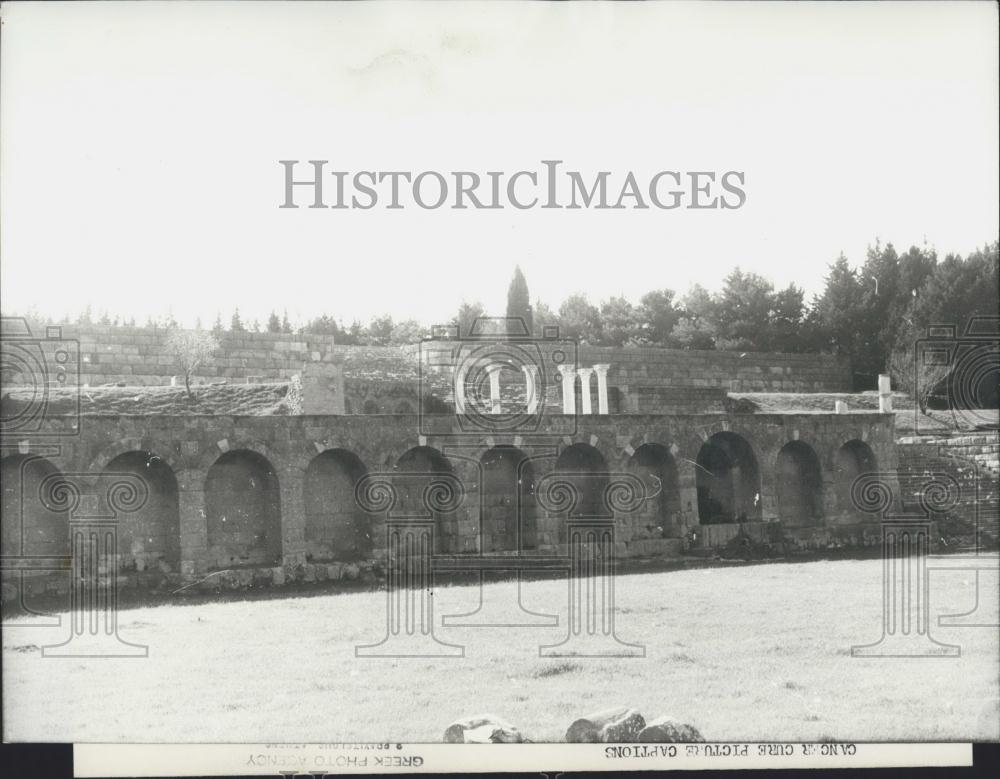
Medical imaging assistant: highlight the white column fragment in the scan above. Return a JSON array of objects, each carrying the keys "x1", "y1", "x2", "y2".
[
  {"x1": 558, "y1": 364, "x2": 577, "y2": 415},
  {"x1": 878, "y1": 374, "x2": 893, "y2": 413},
  {"x1": 593, "y1": 364, "x2": 610, "y2": 414},
  {"x1": 487, "y1": 364, "x2": 503, "y2": 415},
  {"x1": 577, "y1": 367, "x2": 594, "y2": 415}
]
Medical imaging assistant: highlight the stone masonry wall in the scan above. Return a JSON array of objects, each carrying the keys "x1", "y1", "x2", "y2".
[
  {"x1": 0, "y1": 323, "x2": 340, "y2": 387},
  {"x1": 2, "y1": 322, "x2": 850, "y2": 392},
  {"x1": 1, "y1": 410, "x2": 898, "y2": 588}
]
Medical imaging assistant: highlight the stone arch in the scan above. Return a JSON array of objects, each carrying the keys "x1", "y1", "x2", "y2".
[
  {"x1": 194, "y1": 440, "x2": 279, "y2": 475},
  {"x1": 362, "y1": 399, "x2": 379, "y2": 415},
  {"x1": 87, "y1": 437, "x2": 180, "y2": 474},
  {"x1": 628, "y1": 443, "x2": 682, "y2": 537},
  {"x1": 0, "y1": 454, "x2": 69, "y2": 558},
  {"x1": 696, "y1": 432, "x2": 762, "y2": 524},
  {"x1": 98, "y1": 451, "x2": 181, "y2": 572},
  {"x1": 204, "y1": 449, "x2": 282, "y2": 567},
  {"x1": 396, "y1": 445, "x2": 458, "y2": 553},
  {"x1": 394, "y1": 400, "x2": 414, "y2": 414},
  {"x1": 553, "y1": 442, "x2": 609, "y2": 518},
  {"x1": 834, "y1": 440, "x2": 878, "y2": 517},
  {"x1": 775, "y1": 441, "x2": 824, "y2": 525},
  {"x1": 479, "y1": 445, "x2": 537, "y2": 552},
  {"x1": 304, "y1": 448, "x2": 371, "y2": 562}
]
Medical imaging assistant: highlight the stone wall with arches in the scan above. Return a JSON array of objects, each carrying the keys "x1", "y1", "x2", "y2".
[{"x1": 1, "y1": 410, "x2": 898, "y2": 587}]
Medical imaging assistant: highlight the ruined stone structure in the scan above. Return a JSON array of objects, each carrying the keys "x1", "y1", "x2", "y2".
[{"x1": 2, "y1": 322, "x2": 900, "y2": 597}]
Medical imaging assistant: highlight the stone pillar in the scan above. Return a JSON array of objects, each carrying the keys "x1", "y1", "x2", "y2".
[
  {"x1": 675, "y1": 455, "x2": 700, "y2": 538},
  {"x1": 279, "y1": 467, "x2": 306, "y2": 566},
  {"x1": 298, "y1": 358, "x2": 346, "y2": 415},
  {"x1": 176, "y1": 470, "x2": 208, "y2": 578},
  {"x1": 578, "y1": 367, "x2": 594, "y2": 415},
  {"x1": 878, "y1": 374, "x2": 893, "y2": 413},
  {"x1": 521, "y1": 364, "x2": 540, "y2": 415},
  {"x1": 558, "y1": 364, "x2": 577, "y2": 415},
  {"x1": 486, "y1": 364, "x2": 503, "y2": 415},
  {"x1": 835, "y1": 400, "x2": 848, "y2": 414},
  {"x1": 593, "y1": 364, "x2": 610, "y2": 414}
]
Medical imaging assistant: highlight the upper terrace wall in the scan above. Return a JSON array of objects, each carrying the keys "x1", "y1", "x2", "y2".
[
  {"x1": 577, "y1": 345, "x2": 851, "y2": 393},
  {"x1": 2, "y1": 322, "x2": 850, "y2": 393},
  {"x1": 0, "y1": 323, "x2": 339, "y2": 387}
]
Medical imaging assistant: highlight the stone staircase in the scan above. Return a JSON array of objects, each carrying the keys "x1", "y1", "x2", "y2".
[{"x1": 896, "y1": 433, "x2": 999, "y2": 551}]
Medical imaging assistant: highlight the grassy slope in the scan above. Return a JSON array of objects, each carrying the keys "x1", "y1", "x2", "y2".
[{"x1": 3, "y1": 557, "x2": 998, "y2": 742}]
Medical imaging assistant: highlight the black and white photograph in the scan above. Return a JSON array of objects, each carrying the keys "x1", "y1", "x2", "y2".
[{"x1": 1, "y1": 1, "x2": 998, "y2": 775}]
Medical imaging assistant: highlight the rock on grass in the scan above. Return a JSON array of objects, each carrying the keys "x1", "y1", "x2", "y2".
[
  {"x1": 637, "y1": 716, "x2": 705, "y2": 742},
  {"x1": 443, "y1": 714, "x2": 525, "y2": 743},
  {"x1": 565, "y1": 707, "x2": 645, "y2": 743}
]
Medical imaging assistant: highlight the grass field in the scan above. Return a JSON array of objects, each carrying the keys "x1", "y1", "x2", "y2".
[{"x1": 3, "y1": 557, "x2": 998, "y2": 743}]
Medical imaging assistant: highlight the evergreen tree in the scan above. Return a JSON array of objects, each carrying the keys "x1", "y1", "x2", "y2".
[
  {"x1": 505, "y1": 265, "x2": 533, "y2": 335},
  {"x1": 599, "y1": 296, "x2": 640, "y2": 346},
  {"x1": 266, "y1": 311, "x2": 282, "y2": 333},
  {"x1": 558, "y1": 294, "x2": 603, "y2": 344},
  {"x1": 230, "y1": 308, "x2": 245, "y2": 332},
  {"x1": 365, "y1": 314, "x2": 395, "y2": 345},
  {"x1": 637, "y1": 289, "x2": 680, "y2": 345},
  {"x1": 533, "y1": 300, "x2": 557, "y2": 335},
  {"x1": 452, "y1": 301, "x2": 485, "y2": 338},
  {"x1": 281, "y1": 309, "x2": 292, "y2": 333},
  {"x1": 670, "y1": 284, "x2": 717, "y2": 349}
]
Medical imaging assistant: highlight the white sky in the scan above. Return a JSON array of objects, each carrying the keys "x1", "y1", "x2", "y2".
[{"x1": 1, "y1": 1, "x2": 997, "y2": 328}]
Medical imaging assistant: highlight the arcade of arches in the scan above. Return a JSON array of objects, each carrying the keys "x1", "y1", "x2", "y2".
[{"x1": 0, "y1": 414, "x2": 892, "y2": 581}]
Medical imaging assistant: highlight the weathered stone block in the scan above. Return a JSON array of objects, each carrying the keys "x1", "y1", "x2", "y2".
[
  {"x1": 443, "y1": 714, "x2": 525, "y2": 744},
  {"x1": 566, "y1": 707, "x2": 645, "y2": 743},
  {"x1": 636, "y1": 716, "x2": 705, "y2": 743}
]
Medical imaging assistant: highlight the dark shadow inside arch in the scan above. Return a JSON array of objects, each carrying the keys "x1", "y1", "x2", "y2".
[
  {"x1": 628, "y1": 443, "x2": 681, "y2": 537},
  {"x1": 553, "y1": 443, "x2": 609, "y2": 518},
  {"x1": 696, "y1": 432, "x2": 762, "y2": 524},
  {"x1": 304, "y1": 448, "x2": 371, "y2": 562},
  {"x1": 99, "y1": 451, "x2": 181, "y2": 572},
  {"x1": 776, "y1": 441, "x2": 824, "y2": 525},
  {"x1": 205, "y1": 449, "x2": 282, "y2": 567},
  {"x1": 396, "y1": 445, "x2": 457, "y2": 554},
  {"x1": 479, "y1": 446, "x2": 537, "y2": 553},
  {"x1": 834, "y1": 440, "x2": 878, "y2": 518},
  {"x1": 1, "y1": 454, "x2": 69, "y2": 559}
]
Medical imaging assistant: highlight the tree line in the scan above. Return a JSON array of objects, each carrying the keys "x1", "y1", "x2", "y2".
[{"x1": 13, "y1": 239, "x2": 997, "y2": 391}]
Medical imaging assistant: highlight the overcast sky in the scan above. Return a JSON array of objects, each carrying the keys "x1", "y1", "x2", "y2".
[{"x1": 2, "y1": 1, "x2": 997, "y2": 328}]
